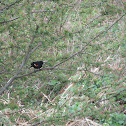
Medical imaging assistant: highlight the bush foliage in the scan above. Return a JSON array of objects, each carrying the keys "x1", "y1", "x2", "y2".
[{"x1": 0, "y1": 0, "x2": 125, "y2": 125}]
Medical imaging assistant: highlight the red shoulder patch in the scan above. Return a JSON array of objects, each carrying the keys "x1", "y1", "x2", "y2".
[{"x1": 34, "y1": 64, "x2": 38, "y2": 67}]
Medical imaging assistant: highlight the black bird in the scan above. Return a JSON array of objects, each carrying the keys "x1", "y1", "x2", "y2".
[{"x1": 31, "y1": 61, "x2": 43, "y2": 69}]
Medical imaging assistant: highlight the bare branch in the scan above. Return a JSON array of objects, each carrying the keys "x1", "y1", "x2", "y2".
[
  {"x1": 22, "y1": 15, "x2": 102, "y2": 57},
  {"x1": 41, "y1": 91, "x2": 55, "y2": 105},
  {"x1": 31, "y1": 10, "x2": 55, "y2": 13},
  {"x1": 0, "y1": 109, "x2": 23, "y2": 118},
  {"x1": 16, "y1": 25, "x2": 39, "y2": 74},
  {"x1": 53, "y1": 13, "x2": 125, "y2": 68},
  {"x1": 29, "y1": 42, "x2": 42, "y2": 55},
  {"x1": 0, "y1": 14, "x2": 125, "y2": 95},
  {"x1": 0, "y1": 25, "x2": 39, "y2": 95},
  {"x1": 0, "y1": 0, "x2": 22, "y2": 13},
  {"x1": 95, "y1": 88, "x2": 126, "y2": 105},
  {"x1": 0, "y1": 45, "x2": 20, "y2": 50},
  {"x1": 0, "y1": 75, "x2": 17, "y2": 95},
  {"x1": 0, "y1": 17, "x2": 19, "y2": 24},
  {"x1": 60, "y1": 1, "x2": 105, "y2": 8}
]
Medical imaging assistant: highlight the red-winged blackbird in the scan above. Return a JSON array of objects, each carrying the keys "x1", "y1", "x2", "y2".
[{"x1": 31, "y1": 61, "x2": 43, "y2": 69}]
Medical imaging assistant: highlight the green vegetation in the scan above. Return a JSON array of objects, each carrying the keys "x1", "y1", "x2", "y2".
[{"x1": 0, "y1": 0, "x2": 125, "y2": 125}]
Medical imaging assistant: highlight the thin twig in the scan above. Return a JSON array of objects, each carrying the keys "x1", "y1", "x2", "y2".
[
  {"x1": 0, "y1": 14, "x2": 125, "y2": 95},
  {"x1": 0, "y1": 0, "x2": 22, "y2": 13},
  {"x1": 95, "y1": 89, "x2": 126, "y2": 104},
  {"x1": 0, "y1": 25, "x2": 39, "y2": 95},
  {"x1": 0, "y1": 17, "x2": 19, "y2": 24},
  {"x1": 53, "y1": 14, "x2": 125, "y2": 68},
  {"x1": 41, "y1": 92, "x2": 55, "y2": 105},
  {"x1": 31, "y1": 10, "x2": 55, "y2": 13},
  {"x1": 0, "y1": 45, "x2": 20, "y2": 50}
]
